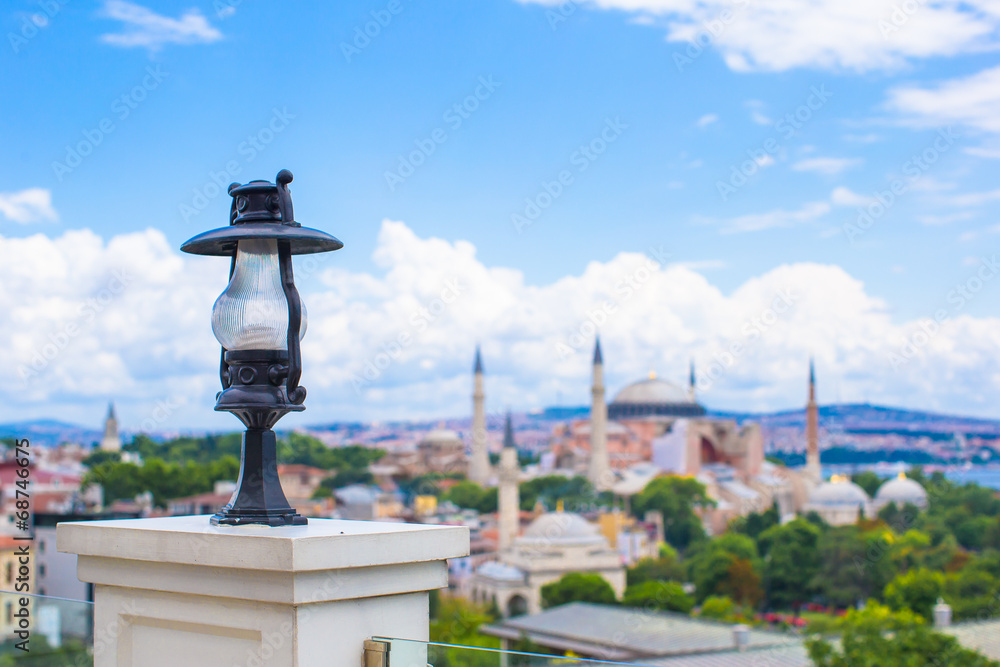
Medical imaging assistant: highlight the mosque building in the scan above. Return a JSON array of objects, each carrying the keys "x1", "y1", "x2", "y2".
[
  {"x1": 553, "y1": 340, "x2": 796, "y2": 533},
  {"x1": 466, "y1": 411, "x2": 627, "y2": 617}
]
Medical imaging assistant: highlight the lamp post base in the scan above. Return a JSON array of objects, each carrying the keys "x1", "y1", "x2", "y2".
[
  {"x1": 212, "y1": 427, "x2": 308, "y2": 527},
  {"x1": 210, "y1": 509, "x2": 308, "y2": 527}
]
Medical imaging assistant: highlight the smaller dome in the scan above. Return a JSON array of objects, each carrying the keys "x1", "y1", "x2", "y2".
[
  {"x1": 875, "y1": 474, "x2": 928, "y2": 508},
  {"x1": 421, "y1": 428, "x2": 461, "y2": 443},
  {"x1": 809, "y1": 477, "x2": 870, "y2": 506},
  {"x1": 478, "y1": 561, "x2": 525, "y2": 581},
  {"x1": 518, "y1": 511, "x2": 606, "y2": 546}
]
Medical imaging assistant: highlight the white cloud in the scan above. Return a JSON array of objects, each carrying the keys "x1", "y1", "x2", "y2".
[
  {"x1": 831, "y1": 186, "x2": 872, "y2": 207},
  {"x1": 6, "y1": 221, "x2": 1000, "y2": 425},
  {"x1": 755, "y1": 154, "x2": 775, "y2": 168},
  {"x1": 935, "y1": 187, "x2": 1000, "y2": 208},
  {"x1": 697, "y1": 201, "x2": 831, "y2": 234},
  {"x1": 843, "y1": 133, "x2": 881, "y2": 143},
  {"x1": 792, "y1": 157, "x2": 863, "y2": 175},
  {"x1": 696, "y1": 113, "x2": 719, "y2": 128},
  {"x1": 671, "y1": 259, "x2": 727, "y2": 271},
  {"x1": 918, "y1": 211, "x2": 975, "y2": 226},
  {"x1": 744, "y1": 101, "x2": 772, "y2": 125},
  {"x1": 0, "y1": 188, "x2": 58, "y2": 224},
  {"x1": 99, "y1": 1, "x2": 223, "y2": 51},
  {"x1": 965, "y1": 146, "x2": 1000, "y2": 159},
  {"x1": 516, "y1": 0, "x2": 1000, "y2": 72},
  {"x1": 885, "y1": 65, "x2": 1000, "y2": 133}
]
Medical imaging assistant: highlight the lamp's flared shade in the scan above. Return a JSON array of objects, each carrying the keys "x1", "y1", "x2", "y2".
[{"x1": 211, "y1": 239, "x2": 307, "y2": 350}]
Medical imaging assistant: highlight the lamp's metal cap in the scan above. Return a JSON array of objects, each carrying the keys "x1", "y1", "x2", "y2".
[{"x1": 180, "y1": 169, "x2": 343, "y2": 256}]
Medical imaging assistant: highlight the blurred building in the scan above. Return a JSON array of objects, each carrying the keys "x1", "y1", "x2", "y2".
[
  {"x1": 0, "y1": 536, "x2": 34, "y2": 641},
  {"x1": 99, "y1": 402, "x2": 122, "y2": 452}
]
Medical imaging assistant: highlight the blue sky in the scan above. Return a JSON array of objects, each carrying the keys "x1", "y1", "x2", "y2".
[{"x1": 2, "y1": 0, "x2": 1000, "y2": 430}]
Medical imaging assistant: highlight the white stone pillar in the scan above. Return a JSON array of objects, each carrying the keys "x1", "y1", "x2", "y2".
[
  {"x1": 588, "y1": 342, "x2": 610, "y2": 491},
  {"x1": 498, "y1": 448, "x2": 519, "y2": 551},
  {"x1": 469, "y1": 349, "x2": 491, "y2": 485},
  {"x1": 58, "y1": 515, "x2": 468, "y2": 667}
]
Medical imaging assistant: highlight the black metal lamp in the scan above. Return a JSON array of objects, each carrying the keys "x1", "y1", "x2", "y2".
[{"x1": 181, "y1": 169, "x2": 342, "y2": 526}]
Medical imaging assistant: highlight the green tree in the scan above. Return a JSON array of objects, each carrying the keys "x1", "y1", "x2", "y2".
[
  {"x1": 632, "y1": 476, "x2": 714, "y2": 551},
  {"x1": 813, "y1": 526, "x2": 895, "y2": 608},
  {"x1": 688, "y1": 533, "x2": 761, "y2": 604},
  {"x1": 946, "y1": 567, "x2": 998, "y2": 621},
  {"x1": 807, "y1": 601, "x2": 998, "y2": 667},
  {"x1": 126, "y1": 432, "x2": 242, "y2": 464},
  {"x1": 699, "y1": 595, "x2": 735, "y2": 620},
  {"x1": 622, "y1": 581, "x2": 694, "y2": 613},
  {"x1": 517, "y1": 475, "x2": 597, "y2": 512},
  {"x1": 726, "y1": 557, "x2": 764, "y2": 608},
  {"x1": 626, "y1": 549, "x2": 684, "y2": 586},
  {"x1": 889, "y1": 529, "x2": 932, "y2": 573},
  {"x1": 83, "y1": 455, "x2": 240, "y2": 507},
  {"x1": 442, "y1": 481, "x2": 497, "y2": 513},
  {"x1": 730, "y1": 503, "x2": 780, "y2": 543},
  {"x1": 884, "y1": 568, "x2": 945, "y2": 620},
  {"x1": 758, "y1": 518, "x2": 821, "y2": 610},
  {"x1": 852, "y1": 471, "x2": 883, "y2": 497},
  {"x1": 540, "y1": 573, "x2": 617, "y2": 609},
  {"x1": 428, "y1": 596, "x2": 501, "y2": 666},
  {"x1": 82, "y1": 450, "x2": 122, "y2": 467}
]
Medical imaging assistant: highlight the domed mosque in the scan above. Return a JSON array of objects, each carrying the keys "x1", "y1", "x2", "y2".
[
  {"x1": 804, "y1": 474, "x2": 872, "y2": 525},
  {"x1": 468, "y1": 508, "x2": 626, "y2": 618},
  {"x1": 874, "y1": 472, "x2": 929, "y2": 512},
  {"x1": 552, "y1": 341, "x2": 800, "y2": 534},
  {"x1": 467, "y1": 408, "x2": 626, "y2": 618}
]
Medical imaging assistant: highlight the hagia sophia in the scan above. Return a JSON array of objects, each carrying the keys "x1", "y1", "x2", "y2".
[{"x1": 461, "y1": 340, "x2": 931, "y2": 617}]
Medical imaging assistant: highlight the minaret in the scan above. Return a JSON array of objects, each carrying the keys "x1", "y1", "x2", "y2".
[
  {"x1": 688, "y1": 358, "x2": 697, "y2": 401},
  {"x1": 468, "y1": 346, "x2": 491, "y2": 485},
  {"x1": 100, "y1": 402, "x2": 122, "y2": 452},
  {"x1": 805, "y1": 358, "x2": 821, "y2": 482},
  {"x1": 498, "y1": 411, "x2": 520, "y2": 551},
  {"x1": 588, "y1": 337, "x2": 611, "y2": 490}
]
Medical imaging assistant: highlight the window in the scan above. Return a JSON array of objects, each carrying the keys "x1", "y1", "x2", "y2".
[{"x1": 39, "y1": 564, "x2": 46, "y2": 577}]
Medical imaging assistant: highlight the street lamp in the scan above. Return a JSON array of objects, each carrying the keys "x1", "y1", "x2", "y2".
[{"x1": 181, "y1": 169, "x2": 342, "y2": 526}]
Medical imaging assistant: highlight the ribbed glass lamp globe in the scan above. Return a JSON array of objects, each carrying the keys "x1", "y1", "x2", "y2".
[{"x1": 211, "y1": 239, "x2": 307, "y2": 350}]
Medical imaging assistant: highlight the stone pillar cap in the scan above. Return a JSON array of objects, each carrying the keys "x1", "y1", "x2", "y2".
[{"x1": 58, "y1": 515, "x2": 469, "y2": 572}]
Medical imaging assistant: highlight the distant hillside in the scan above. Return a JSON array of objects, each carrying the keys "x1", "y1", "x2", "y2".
[
  {"x1": 0, "y1": 420, "x2": 102, "y2": 448},
  {"x1": 710, "y1": 403, "x2": 1000, "y2": 437},
  {"x1": 7, "y1": 402, "x2": 1000, "y2": 447}
]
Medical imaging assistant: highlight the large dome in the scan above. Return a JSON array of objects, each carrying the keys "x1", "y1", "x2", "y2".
[
  {"x1": 517, "y1": 511, "x2": 607, "y2": 546},
  {"x1": 875, "y1": 474, "x2": 928, "y2": 509},
  {"x1": 613, "y1": 378, "x2": 691, "y2": 404},
  {"x1": 609, "y1": 376, "x2": 706, "y2": 419},
  {"x1": 808, "y1": 477, "x2": 870, "y2": 507}
]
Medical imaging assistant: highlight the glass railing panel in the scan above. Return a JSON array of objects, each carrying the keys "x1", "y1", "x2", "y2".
[
  {"x1": 374, "y1": 637, "x2": 657, "y2": 667},
  {"x1": 0, "y1": 592, "x2": 93, "y2": 664}
]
